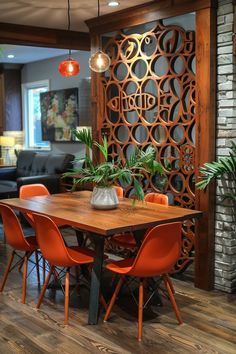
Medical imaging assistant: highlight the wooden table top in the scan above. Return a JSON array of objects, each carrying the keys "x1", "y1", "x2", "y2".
[{"x1": 0, "y1": 191, "x2": 203, "y2": 236}]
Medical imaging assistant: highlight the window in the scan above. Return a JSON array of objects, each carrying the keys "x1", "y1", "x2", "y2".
[{"x1": 22, "y1": 80, "x2": 50, "y2": 149}]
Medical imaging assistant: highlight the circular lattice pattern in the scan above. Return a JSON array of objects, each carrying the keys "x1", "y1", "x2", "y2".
[{"x1": 100, "y1": 20, "x2": 196, "y2": 272}]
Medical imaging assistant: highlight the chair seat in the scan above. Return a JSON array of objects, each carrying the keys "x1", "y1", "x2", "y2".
[
  {"x1": 16, "y1": 235, "x2": 38, "y2": 252},
  {"x1": 111, "y1": 232, "x2": 137, "y2": 249},
  {"x1": 105, "y1": 257, "x2": 135, "y2": 274},
  {"x1": 70, "y1": 246, "x2": 109, "y2": 261},
  {"x1": 66, "y1": 246, "x2": 95, "y2": 265}
]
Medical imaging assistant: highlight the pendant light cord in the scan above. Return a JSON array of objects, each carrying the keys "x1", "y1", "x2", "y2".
[
  {"x1": 67, "y1": 0, "x2": 71, "y2": 57},
  {"x1": 98, "y1": 0, "x2": 100, "y2": 17},
  {"x1": 67, "y1": 0, "x2": 71, "y2": 31},
  {"x1": 97, "y1": 0, "x2": 101, "y2": 51}
]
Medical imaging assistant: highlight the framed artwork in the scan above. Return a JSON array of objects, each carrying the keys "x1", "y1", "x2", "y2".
[{"x1": 40, "y1": 87, "x2": 79, "y2": 142}]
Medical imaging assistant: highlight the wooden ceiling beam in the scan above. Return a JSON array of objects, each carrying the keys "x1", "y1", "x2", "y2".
[
  {"x1": 86, "y1": 0, "x2": 217, "y2": 34},
  {"x1": 0, "y1": 22, "x2": 90, "y2": 51}
]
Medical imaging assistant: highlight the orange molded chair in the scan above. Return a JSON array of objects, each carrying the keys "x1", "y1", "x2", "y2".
[
  {"x1": 20, "y1": 184, "x2": 67, "y2": 229},
  {"x1": 111, "y1": 193, "x2": 169, "y2": 249},
  {"x1": 0, "y1": 204, "x2": 40, "y2": 304},
  {"x1": 32, "y1": 212, "x2": 103, "y2": 325},
  {"x1": 144, "y1": 192, "x2": 168, "y2": 205},
  {"x1": 104, "y1": 222, "x2": 183, "y2": 341},
  {"x1": 20, "y1": 184, "x2": 88, "y2": 248},
  {"x1": 113, "y1": 185, "x2": 124, "y2": 198}
]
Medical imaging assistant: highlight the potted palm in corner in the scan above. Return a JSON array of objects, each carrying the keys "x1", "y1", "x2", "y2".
[
  {"x1": 63, "y1": 128, "x2": 165, "y2": 210},
  {"x1": 196, "y1": 140, "x2": 236, "y2": 204}
]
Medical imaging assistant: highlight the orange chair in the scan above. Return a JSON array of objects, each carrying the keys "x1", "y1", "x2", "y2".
[
  {"x1": 20, "y1": 184, "x2": 68, "y2": 229},
  {"x1": 104, "y1": 222, "x2": 183, "y2": 341},
  {"x1": 20, "y1": 183, "x2": 85, "y2": 244},
  {"x1": 111, "y1": 192, "x2": 169, "y2": 249},
  {"x1": 20, "y1": 183, "x2": 73, "y2": 279},
  {"x1": 113, "y1": 185, "x2": 124, "y2": 198},
  {"x1": 32, "y1": 212, "x2": 106, "y2": 325},
  {"x1": 0, "y1": 204, "x2": 40, "y2": 304}
]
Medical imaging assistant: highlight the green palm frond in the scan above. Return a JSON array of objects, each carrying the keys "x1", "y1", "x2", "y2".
[
  {"x1": 72, "y1": 128, "x2": 93, "y2": 149},
  {"x1": 63, "y1": 129, "x2": 166, "y2": 201},
  {"x1": 197, "y1": 141, "x2": 236, "y2": 202},
  {"x1": 94, "y1": 136, "x2": 108, "y2": 161}
]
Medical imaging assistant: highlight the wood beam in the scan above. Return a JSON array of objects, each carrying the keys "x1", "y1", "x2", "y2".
[
  {"x1": 86, "y1": 0, "x2": 216, "y2": 35},
  {"x1": 195, "y1": 6, "x2": 217, "y2": 290},
  {"x1": 0, "y1": 23, "x2": 90, "y2": 51}
]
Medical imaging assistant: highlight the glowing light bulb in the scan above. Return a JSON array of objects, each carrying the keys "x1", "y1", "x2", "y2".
[{"x1": 89, "y1": 50, "x2": 111, "y2": 73}]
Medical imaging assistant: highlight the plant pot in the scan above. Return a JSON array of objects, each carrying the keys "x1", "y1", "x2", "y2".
[{"x1": 90, "y1": 186, "x2": 119, "y2": 210}]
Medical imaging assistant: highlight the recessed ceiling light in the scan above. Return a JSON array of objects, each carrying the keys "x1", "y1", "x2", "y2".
[
  {"x1": 108, "y1": 1, "x2": 120, "y2": 7},
  {"x1": 7, "y1": 54, "x2": 15, "y2": 59}
]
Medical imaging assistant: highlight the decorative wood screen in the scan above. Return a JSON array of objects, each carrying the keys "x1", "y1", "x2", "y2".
[{"x1": 98, "y1": 20, "x2": 196, "y2": 272}]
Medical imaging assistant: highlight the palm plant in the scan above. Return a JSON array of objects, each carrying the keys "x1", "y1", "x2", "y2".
[
  {"x1": 63, "y1": 128, "x2": 165, "y2": 201},
  {"x1": 196, "y1": 141, "x2": 236, "y2": 203}
]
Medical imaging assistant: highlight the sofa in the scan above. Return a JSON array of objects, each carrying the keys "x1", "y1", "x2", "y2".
[{"x1": 0, "y1": 150, "x2": 74, "y2": 199}]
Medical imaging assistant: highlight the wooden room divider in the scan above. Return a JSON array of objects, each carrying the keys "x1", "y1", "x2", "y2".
[{"x1": 87, "y1": 0, "x2": 217, "y2": 290}]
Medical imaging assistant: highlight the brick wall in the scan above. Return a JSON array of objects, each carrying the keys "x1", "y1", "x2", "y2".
[{"x1": 215, "y1": 0, "x2": 236, "y2": 292}]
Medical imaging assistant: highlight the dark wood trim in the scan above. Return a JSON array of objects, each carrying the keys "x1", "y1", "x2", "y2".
[
  {"x1": 86, "y1": 0, "x2": 216, "y2": 35},
  {"x1": 195, "y1": 7, "x2": 217, "y2": 290},
  {"x1": 90, "y1": 36, "x2": 103, "y2": 162},
  {"x1": 0, "y1": 22, "x2": 90, "y2": 51}
]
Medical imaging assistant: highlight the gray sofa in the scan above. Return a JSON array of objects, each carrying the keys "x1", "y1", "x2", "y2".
[{"x1": 0, "y1": 150, "x2": 74, "y2": 198}]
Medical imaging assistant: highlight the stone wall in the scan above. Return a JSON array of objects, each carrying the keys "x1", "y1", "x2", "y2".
[{"x1": 215, "y1": 0, "x2": 236, "y2": 292}]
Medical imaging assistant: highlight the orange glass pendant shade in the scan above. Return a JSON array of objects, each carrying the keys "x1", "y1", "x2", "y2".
[{"x1": 58, "y1": 58, "x2": 80, "y2": 77}]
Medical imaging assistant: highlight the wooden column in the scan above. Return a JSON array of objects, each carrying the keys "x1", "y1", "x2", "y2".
[{"x1": 195, "y1": 6, "x2": 217, "y2": 290}]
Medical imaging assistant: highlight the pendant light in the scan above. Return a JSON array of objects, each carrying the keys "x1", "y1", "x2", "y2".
[
  {"x1": 89, "y1": 0, "x2": 111, "y2": 73},
  {"x1": 58, "y1": 0, "x2": 80, "y2": 77}
]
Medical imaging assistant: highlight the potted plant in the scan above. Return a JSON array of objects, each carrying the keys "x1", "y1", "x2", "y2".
[
  {"x1": 196, "y1": 140, "x2": 236, "y2": 204},
  {"x1": 63, "y1": 128, "x2": 166, "y2": 209}
]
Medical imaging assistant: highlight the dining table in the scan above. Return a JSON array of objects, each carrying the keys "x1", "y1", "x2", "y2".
[{"x1": 0, "y1": 190, "x2": 203, "y2": 325}]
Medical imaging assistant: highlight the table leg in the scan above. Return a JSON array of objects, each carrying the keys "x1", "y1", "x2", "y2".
[
  {"x1": 88, "y1": 234, "x2": 104, "y2": 325},
  {"x1": 133, "y1": 229, "x2": 145, "y2": 246}
]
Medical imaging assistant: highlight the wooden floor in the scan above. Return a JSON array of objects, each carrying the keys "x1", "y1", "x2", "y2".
[{"x1": 0, "y1": 237, "x2": 236, "y2": 354}]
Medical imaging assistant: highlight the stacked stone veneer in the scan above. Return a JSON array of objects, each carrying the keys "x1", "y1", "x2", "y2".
[{"x1": 215, "y1": 0, "x2": 236, "y2": 292}]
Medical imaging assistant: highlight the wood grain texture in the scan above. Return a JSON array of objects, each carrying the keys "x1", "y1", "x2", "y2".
[
  {"x1": 0, "y1": 191, "x2": 202, "y2": 236},
  {"x1": 0, "y1": 22, "x2": 90, "y2": 51},
  {"x1": 195, "y1": 6, "x2": 216, "y2": 290},
  {"x1": 86, "y1": 0, "x2": 215, "y2": 35},
  {"x1": 0, "y1": 240, "x2": 235, "y2": 354}
]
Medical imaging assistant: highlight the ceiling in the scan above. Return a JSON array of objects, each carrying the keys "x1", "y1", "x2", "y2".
[
  {"x1": 0, "y1": 44, "x2": 78, "y2": 64},
  {"x1": 0, "y1": 1, "x2": 152, "y2": 64},
  {"x1": 0, "y1": 0, "x2": 152, "y2": 32}
]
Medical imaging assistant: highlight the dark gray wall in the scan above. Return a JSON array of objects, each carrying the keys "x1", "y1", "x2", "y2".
[{"x1": 21, "y1": 51, "x2": 91, "y2": 157}]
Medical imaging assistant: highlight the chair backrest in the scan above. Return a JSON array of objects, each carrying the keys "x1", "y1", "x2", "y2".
[
  {"x1": 0, "y1": 204, "x2": 32, "y2": 251},
  {"x1": 130, "y1": 222, "x2": 182, "y2": 277},
  {"x1": 19, "y1": 184, "x2": 50, "y2": 227},
  {"x1": 113, "y1": 186, "x2": 124, "y2": 198},
  {"x1": 144, "y1": 192, "x2": 168, "y2": 205},
  {"x1": 20, "y1": 184, "x2": 50, "y2": 199},
  {"x1": 32, "y1": 213, "x2": 74, "y2": 266}
]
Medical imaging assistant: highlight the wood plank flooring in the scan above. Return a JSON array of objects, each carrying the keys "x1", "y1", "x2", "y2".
[{"x1": 0, "y1": 237, "x2": 236, "y2": 354}]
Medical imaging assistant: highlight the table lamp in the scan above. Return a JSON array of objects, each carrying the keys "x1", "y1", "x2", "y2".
[{"x1": 0, "y1": 136, "x2": 15, "y2": 165}]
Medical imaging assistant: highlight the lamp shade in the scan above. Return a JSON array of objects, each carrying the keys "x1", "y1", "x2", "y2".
[
  {"x1": 0, "y1": 136, "x2": 15, "y2": 147},
  {"x1": 58, "y1": 58, "x2": 80, "y2": 77},
  {"x1": 89, "y1": 50, "x2": 111, "y2": 73}
]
